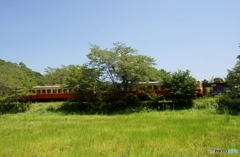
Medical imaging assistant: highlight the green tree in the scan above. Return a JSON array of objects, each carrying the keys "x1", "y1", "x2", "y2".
[
  {"x1": 226, "y1": 52, "x2": 240, "y2": 97},
  {"x1": 65, "y1": 64, "x2": 101, "y2": 102},
  {"x1": 19, "y1": 62, "x2": 27, "y2": 68},
  {"x1": 87, "y1": 42, "x2": 159, "y2": 94},
  {"x1": 202, "y1": 79, "x2": 208, "y2": 84},
  {"x1": 162, "y1": 70, "x2": 197, "y2": 108},
  {"x1": 217, "y1": 45, "x2": 240, "y2": 114},
  {"x1": 213, "y1": 77, "x2": 225, "y2": 83},
  {"x1": 43, "y1": 66, "x2": 69, "y2": 85}
]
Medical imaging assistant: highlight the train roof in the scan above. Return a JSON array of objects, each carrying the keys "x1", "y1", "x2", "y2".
[
  {"x1": 33, "y1": 85, "x2": 62, "y2": 89},
  {"x1": 131, "y1": 81, "x2": 160, "y2": 85}
]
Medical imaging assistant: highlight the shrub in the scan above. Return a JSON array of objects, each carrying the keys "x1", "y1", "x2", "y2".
[
  {"x1": 217, "y1": 95, "x2": 240, "y2": 115},
  {"x1": 0, "y1": 102, "x2": 30, "y2": 114},
  {"x1": 193, "y1": 97, "x2": 218, "y2": 109},
  {"x1": 106, "y1": 94, "x2": 141, "y2": 113},
  {"x1": 55, "y1": 93, "x2": 141, "y2": 114},
  {"x1": 123, "y1": 94, "x2": 140, "y2": 108},
  {"x1": 162, "y1": 70, "x2": 197, "y2": 109}
]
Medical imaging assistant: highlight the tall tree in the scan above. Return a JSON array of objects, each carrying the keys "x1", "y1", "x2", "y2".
[
  {"x1": 87, "y1": 42, "x2": 160, "y2": 93},
  {"x1": 226, "y1": 46, "x2": 240, "y2": 97}
]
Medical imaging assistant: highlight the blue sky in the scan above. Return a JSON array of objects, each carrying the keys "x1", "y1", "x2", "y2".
[{"x1": 0, "y1": 0, "x2": 239, "y2": 80}]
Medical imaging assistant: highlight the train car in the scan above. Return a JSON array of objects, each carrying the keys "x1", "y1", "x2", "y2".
[
  {"x1": 29, "y1": 85, "x2": 75, "y2": 101},
  {"x1": 196, "y1": 80, "x2": 204, "y2": 96},
  {"x1": 129, "y1": 80, "x2": 203, "y2": 98},
  {"x1": 128, "y1": 81, "x2": 168, "y2": 98},
  {"x1": 28, "y1": 81, "x2": 203, "y2": 101}
]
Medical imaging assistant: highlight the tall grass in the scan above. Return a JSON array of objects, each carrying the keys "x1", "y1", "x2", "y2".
[
  {"x1": 0, "y1": 102, "x2": 239, "y2": 156},
  {"x1": 193, "y1": 97, "x2": 218, "y2": 110},
  {"x1": 224, "y1": 107, "x2": 230, "y2": 123}
]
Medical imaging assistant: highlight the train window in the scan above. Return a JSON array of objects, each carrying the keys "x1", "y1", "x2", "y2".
[
  {"x1": 42, "y1": 90, "x2": 46, "y2": 94},
  {"x1": 47, "y1": 89, "x2": 51, "y2": 94},
  {"x1": 53, "y1": 89, "x2": 57, "y2": 93},
  {"x1": 69, "y1": 89, "x2": 72, "y2": 93},
  {"x1": 37, "y1": 90, "x2": 41, "y2": 94},
  {"x1": 63, "y1": 89, "x2": 68, "y2": 93},
  {"x1": 31, "y1": 90, "x2": 35, "y2": 94},
  {"x1": 58, "y1": 89, "x2": 62, "y2": 93},
  {"x1": 153, "y1": 86, "x2": 158, "y2": 90}
]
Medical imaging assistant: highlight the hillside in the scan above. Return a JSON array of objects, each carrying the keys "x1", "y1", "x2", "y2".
[
  {"x1": 0, "y1": 59, "x2": 44, "y2": 107},
  {"x1": 0, "y1": 59, "x2": 43, "y2": 88}
]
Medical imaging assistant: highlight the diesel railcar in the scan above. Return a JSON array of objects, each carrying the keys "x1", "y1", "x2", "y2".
[{"x1": 28, "y1": 81, "x2": 203, "y2": 101}]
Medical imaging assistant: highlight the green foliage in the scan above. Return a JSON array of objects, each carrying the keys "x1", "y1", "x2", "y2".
[
  {"x1": 122, "y1": 94, "x2": 140, "y2": 108},
  {"x1": 226, "y1": 51, "x2": 240, "y2": 98},
  {"x1": 213, "y1": 77, "x2": 225, "y2": 83},
  {"x1": 193, "y1": 97, "x2": 218, "y2": 109},
  {"x1": 202, "y1": 79, "x2": 208, "y2": 84},
  {"x1": 217, "y1": 95, "x2": 240, "y2": 115},
  {"x1": 162, "y1": 70, "x2": 197, "y2": 108},
  {"x1": 56, "y1": 93, "x2": 141, "y2": 114},
  {"x1": 65, "y1": 64, "x2": 101, "y2": 102},
  {"x1": 226, "y1": 69, "x2": 240, "y2": 97},
  {"x1": 87, "y1": 42, "x2": 160, "y2": 93},
  {"x1": 0, "y1": 102, "x2": 30, "y2": 114},
  {"x1": 0, "y1": 59, "x2": 42, "y2": 113},
  {"x1": 0, "y1": 59, "x2": 42, "y2": 88},
  {"x1": 43, "y1": 66, "x2": 70, "y2": 85}
]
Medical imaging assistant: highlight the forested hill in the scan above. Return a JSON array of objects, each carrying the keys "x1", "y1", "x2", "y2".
[{"x1": 0, "y1": 59, "x2": 43, "y2": 89}]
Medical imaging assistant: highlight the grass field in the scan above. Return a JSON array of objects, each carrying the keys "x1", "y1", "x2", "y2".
[{"x1": 0, "y1": 102, "x2": 239, "y2": 157}]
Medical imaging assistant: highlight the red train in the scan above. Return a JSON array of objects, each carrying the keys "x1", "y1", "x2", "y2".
[
  {"x1": 28, "y1": 81, "x2": 203, "y2": 101},
  {"x1": 29, "y1": 85, "x2": 76, "y2": 101}
]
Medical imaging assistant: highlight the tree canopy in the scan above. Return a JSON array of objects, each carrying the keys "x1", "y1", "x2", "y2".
[
  {"x1": 226, "y1": 54, "x2": 240, "y2": 97},
  {"x1": 87, "y1": 42, "x2": 160, "y2": 93},
  {"x1": 65, "y1": 64, "x2": 101, "y2": 102},
  {"x1": 162, "y1": 70, "x2": 197, "y2": 107},
  {"x1": 43, "y1": 66, "x2": 69, "y2": 85}
]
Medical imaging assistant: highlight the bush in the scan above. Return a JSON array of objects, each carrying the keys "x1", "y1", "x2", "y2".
[
  {"x1": 0, "y1": 102, "x2": 30, "y2": 114},
  {"x1": 162, "y1": 70, "x2": 197, "y2": 109},
  {"x1": 105, "y1": 94, "x2": 141, "y2": 113},
  {"x1": 55, "y1": 93, "x2": 141, "y2": 114},
  {"x1": 56, "y1": 101, "x2": 100, "y2": 114},
  {"x1": 123, "y1": 94, "x2": 140, "y2": 108},
  {"x1": 217, "y1": 95, "x2": 240, "y2": 115},
  {"x1": 193, "y1": 97, "x2": 218, "y2": 109}
]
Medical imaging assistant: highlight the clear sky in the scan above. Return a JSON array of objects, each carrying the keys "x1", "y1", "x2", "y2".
[{"x1": 1, "y1": 0, "x2": 239, "y2": 80}]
